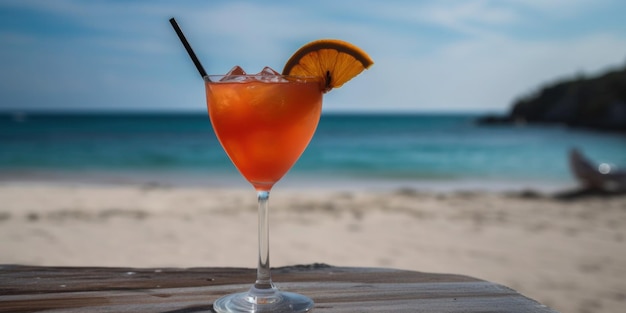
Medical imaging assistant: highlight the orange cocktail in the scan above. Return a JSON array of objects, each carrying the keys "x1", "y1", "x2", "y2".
[
  {"x1": 205, "y1": 72, "x2": 322, "y2": 191},
  {"x1": 170, "y1": 17, "x2": 372, "y2": 313},
  {"x1": 205, "y1": 69, "x2": 323, "y2": 313}
]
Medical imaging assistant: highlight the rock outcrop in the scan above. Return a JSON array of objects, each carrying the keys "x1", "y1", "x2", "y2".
[{"x1": 479, "y1": 64, "x2": 626, "y2": 132}]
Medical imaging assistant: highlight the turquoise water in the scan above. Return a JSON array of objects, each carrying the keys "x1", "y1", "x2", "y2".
[{"x1": 1, "y1": 112, "x2": 625, "y2": 190}]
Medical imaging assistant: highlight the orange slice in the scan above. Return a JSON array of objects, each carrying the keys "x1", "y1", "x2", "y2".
[{"x1": 282, "y1": 39, "x2": 374, "y2": 92}]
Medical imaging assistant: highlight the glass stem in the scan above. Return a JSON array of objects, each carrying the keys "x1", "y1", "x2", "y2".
[{"x1": 255, "y1": 190, "x2": 274, "y2": 290}]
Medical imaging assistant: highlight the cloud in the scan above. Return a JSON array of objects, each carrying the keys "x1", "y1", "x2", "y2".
[{"x1": 416, "y1": 1, "x2": 520, "y2": 37}]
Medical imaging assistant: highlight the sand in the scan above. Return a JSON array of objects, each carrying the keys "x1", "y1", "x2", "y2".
[{"x1": 1, "y1": 181, "x2": 625, "y2": 313}]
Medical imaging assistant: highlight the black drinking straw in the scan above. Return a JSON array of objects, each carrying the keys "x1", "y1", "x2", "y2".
[{"x1": 169, "y1": 18, "x2": 209, "y2": 79}]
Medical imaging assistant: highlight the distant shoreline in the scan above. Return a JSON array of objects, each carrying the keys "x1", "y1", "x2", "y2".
[{"x1": 0, "y1": 168, "x2": 576, "y2": 195}]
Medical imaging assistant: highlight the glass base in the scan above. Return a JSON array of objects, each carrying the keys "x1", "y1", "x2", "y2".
[{"x1": 213, "y1": 285, "x2": 314, "y2": 313}]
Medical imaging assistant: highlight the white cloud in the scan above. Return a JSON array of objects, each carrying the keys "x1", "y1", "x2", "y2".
[
  {"x1": 418, "y1": 1, "x2": 519, "y2": 36},
  {"x1": 501, "y1": 0, "x2": 609, "y2": 15}
]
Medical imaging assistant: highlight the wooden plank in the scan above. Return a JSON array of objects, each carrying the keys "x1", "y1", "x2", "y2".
[{"x1": 0, "y1": 264, "x2": 558, "y2": 313}]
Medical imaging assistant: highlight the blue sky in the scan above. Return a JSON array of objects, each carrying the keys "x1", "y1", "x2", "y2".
[{"x1": 1, "y1": 0, "x2": 625, "y2": 113}]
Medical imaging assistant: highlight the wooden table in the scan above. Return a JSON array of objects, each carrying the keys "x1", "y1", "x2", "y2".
[{"x1": 0, "y1": 264, "x2": 557, "y2": 312}]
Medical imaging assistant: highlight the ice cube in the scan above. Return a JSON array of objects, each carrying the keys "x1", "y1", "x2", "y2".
[
  {"x1": 256, "y1": 66, "x2": 288, "y2": 82},
  {"x1": 220, "y1": 66, "x2": 248, "y2": 82},
  {"x1": 258, "y1": 66, "x2": 280, "y2": 76}
]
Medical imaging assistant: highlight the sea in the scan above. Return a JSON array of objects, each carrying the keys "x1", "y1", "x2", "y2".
[{"x1": 2, "y1": 112, "x2": 625, "y2": 192}]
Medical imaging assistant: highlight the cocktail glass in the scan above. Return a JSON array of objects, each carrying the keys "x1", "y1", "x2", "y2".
[{"x1": 205, "y1": 67, "x2": 323, "y2": 313}]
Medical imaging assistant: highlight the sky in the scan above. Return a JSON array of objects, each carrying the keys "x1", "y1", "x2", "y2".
[{"x1": 1, "y1": 0, "x2": 625, "y2": 113}]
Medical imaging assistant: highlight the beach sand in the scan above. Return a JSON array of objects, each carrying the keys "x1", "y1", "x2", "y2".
[{"x1": 1, "y1": 181, "x2": 625, "y2": 313}]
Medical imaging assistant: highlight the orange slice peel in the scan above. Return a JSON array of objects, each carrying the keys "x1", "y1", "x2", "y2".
[{"x1": 282, "y1": 39, "x2": 374, "y2": 93}]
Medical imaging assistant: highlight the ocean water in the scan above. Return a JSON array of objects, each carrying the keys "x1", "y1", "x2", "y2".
[{"x1": 1, "y1": 112, "x2": 625, "y2": 191}]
